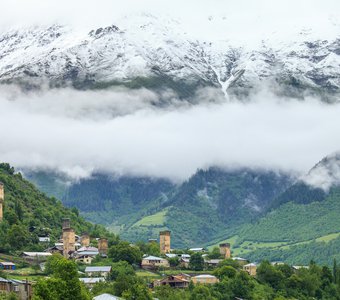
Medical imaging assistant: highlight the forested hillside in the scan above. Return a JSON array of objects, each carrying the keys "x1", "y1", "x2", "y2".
[
  {"x1": 0, "y1": 163, "x2": 109, "y2": 253},
  {"x1": 25, "y1": 167, "x2": 293, "y2": 248},
  {"x1": 219, "y1": 180, "x2": 340, "y2": 265}
]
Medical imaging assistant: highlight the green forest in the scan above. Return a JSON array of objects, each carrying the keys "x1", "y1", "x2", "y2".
[{"x1": 0, "y1": 163, "x2": 109, "y2": 253}]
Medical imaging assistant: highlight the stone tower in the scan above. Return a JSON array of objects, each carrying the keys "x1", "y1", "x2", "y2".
[
  {"x1": 0, "y1": 182, "x2": 4, "y2": 222},
  {"x1": 159, "y1": 230, "x2": 171, "y2": 254},
  {"x1": 98, "y1": 238, "x2": 108, "y2": 256},
  {"x1": 81, "y1": 233, "x2": 90, "y2": 247},
  {"x1": 62, "y1": 218, "x2": 75, "y2": 258},
  {"x1": 62, "y1": 218, "x2": 71, "y2": 230},
  {"x1": 219, "y1": 243, "x2": 231, "y2": 259}
]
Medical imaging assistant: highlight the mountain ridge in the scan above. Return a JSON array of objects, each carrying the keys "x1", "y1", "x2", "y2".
[{"x1": 0, "y1": 15, "x2": 339, "y2": 101}]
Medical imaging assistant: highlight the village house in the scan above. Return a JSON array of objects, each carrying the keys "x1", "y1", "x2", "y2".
[
  {"x1": 271, "y1": 261, "x2": 285, "y2": 266},
  {"x1": 0, "y1": 262, "x2": 16, "y2": 270},
  {"x1": 93, "y1": 293, "x2": 122, "y2": 300},
  {"x1": 153, "y1": 274, "x2": 190, "y2": 289},
  {"x1": 232, "y1": 257, "x2": 248, "y2": 266},
  {"x1": 0, "y1": 277, "x2": 32, "y2": 300},
  {"x1": 141, "y1": 256, "x2": 169, "y2": 269},
  {"x1": 243, "y1": 263, "x2": 257, "y2": 276},
  {"x1": 292, "y1": 265, "x2": 309, "y2": 271},
  {"x1": 38, "y1": 236, "x2": 50, "y2": 243},
  {"x1": 85, "y1": 266, "x2": 111, "y2": 278},
  {"x1": 165, "y1": 253, "x2": 177, "y2": 259},
  {"x1": 79, "y1": 277, "x2": 105, "y2": 289},
  {"x1": 180, "y1": 257, "x2": 190, "y2": 269},
  {"x1": 189, "y1": 248, "x2": 205, "y2": 253},
  {"x1": 75, "y1": 246, "x2": 99, "y2": 264},
  {"x1": 191, "y1": 274, "x2": 219, "y2": 285},
  {"x1": 204, "y1": 259, "x2": 223, "y2": 268},
  {"x1": 45, "y1": 244, "x2": 63, "y2": 255},
  {"x1": 21, "y1": 252, "x2": 52, "y2": 262}
]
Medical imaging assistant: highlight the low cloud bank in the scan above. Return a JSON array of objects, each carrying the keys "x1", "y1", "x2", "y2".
[{"x1": 0, "y1": 86, "x2": 339, "y2": 183}]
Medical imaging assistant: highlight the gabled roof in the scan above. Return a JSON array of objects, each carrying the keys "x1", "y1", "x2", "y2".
[
  {"x1": 205, "y1": 259, "x2": 222, "y2": 264},
  {"x1": 85, "y1": 266, "x2": 111, "y2": 272},
  {"x1": 0, "y1": 262, "x2": 15, "y2": 266},
  {"x1": 189, "y1": 248, "x2": 204, "y2": 251},
  {"x1": 93, "y1": 293, "x2": 121, "y2": 300},
  {"x1": 244, "y1": 263, "x2": 257, "y2": 267},
  {"x1": 76, "y1": 251, "x2": 98, "y2": 256},
  {"x1": 79, "y1": 277, "x2": 105, "y2": 284},
  {"x1": 159, "y1": 275, "x2": 190, "y2": 283},
  {"x1": 193, "y1": 274, "x2": 217, "y2": 279},
  {"x1": 232, "y1": 257, "x2": 248, "y2": 261},
  {"x1": 143, "y1": 256, "x2": 165, "y2": 261},
  {"x1": 165, "y1": 253, "x2": 177, "y2": 258},
  {"x1": 77, "y1": 246, "x2": 98, "y2": 252},
  {"x1": 22, "y1": 252, "x2": 52, "y2": 257}
]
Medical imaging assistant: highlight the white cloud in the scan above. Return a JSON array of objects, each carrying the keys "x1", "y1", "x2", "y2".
[
  {"x1": 0, "y1": 86, "x2": 339, "y2": 182},
  {"x1": 303, "y1": 153, "x2": 340, "y2": 191}
]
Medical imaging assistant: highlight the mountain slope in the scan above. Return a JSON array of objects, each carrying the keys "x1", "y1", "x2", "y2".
[
  {"x1": 23, "y1": 167, "x2": 293, "y2": 248},
  {"x1": 0, "y1": 163, "x2": 109, "y2": 253},
  {"x1": 0, "y1": 16, "x2": 339, "y2": 100},
  {"x1": 221, "y1": 153, "x2": 340, "y2": 264}
]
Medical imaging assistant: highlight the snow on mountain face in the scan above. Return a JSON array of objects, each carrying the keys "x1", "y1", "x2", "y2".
[
  {"x1": 0, "y1": 15, "x2": 339, "y2": 100},
  {"x1": 303, "y1": 153, "x2": 340, "y2": 191}
]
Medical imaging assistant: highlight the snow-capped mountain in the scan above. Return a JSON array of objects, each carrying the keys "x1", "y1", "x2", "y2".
[{"x1": 0, "y1": 14, "x2": 339, "y2": 100}]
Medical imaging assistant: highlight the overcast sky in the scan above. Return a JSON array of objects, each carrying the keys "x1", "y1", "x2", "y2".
[{"x1": 0, "y1": 0, "x2": 339, "y2": 40}]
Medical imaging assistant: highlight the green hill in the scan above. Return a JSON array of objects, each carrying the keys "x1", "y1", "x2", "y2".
[
  {"x1": 210, "y1": 175, "x2": 340, "y2": 265},
  {"x1": 0, "y1": 163, "x2": 109, "y2": 253}
]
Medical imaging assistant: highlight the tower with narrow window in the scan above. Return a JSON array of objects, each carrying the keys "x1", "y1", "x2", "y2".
[
  {"x1": 0, "y1": 182, "x2": 4, "y2": 222},
  {"x1": 159, "y1": 230, "x2": 171, "y2": 254},
  {"x1": 62, "y1": 218, "x2": 75, "y2": 258},
  {"x1": 98, "y1": 238, "x2": 108, "y2": 256},
  {"x1": 219, "y1": 243, "x2": 231, "y2": 259},
  {"x1": 81, "y1": 233, "x2": 90, "y2": 247}
]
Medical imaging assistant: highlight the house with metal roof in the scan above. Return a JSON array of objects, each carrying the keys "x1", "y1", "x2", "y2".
[
  {"x1": 80, "y1": 277, "x2": 105, "y2": 288},
  {"x1": 0, "y1": 262, "x2": 16, "y2": 270},
  {"x1": 189, "y1": 248, "x2": 205, "y2": 252},
  {"x1": 204, "y1": 259, "x2": 223, "y2": 267},
  {"x1": 153, "y1": 274, "x2": 190, "y2": 289},
  {"x1": 141, "y1": 256, "x2": 169, "y2": 269},
  {"x1": 243, "y1": 263, "x2": 257, "y2": 276},
  {"x1": 0, "y1": 277, "x2": 32, "y2": 300},
  {"x1": 93, "y1": 293, "x2": 121, "y2": 300},
  {"x1": 85, "y1": 266, "x2": 111, "y2": 277},
  {"x1": 21, "y1": 252, "x2": 52, "y2": 261}
]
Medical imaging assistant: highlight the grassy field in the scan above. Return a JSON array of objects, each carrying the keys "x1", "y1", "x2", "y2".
[
  {"x1": 2, "y1": 266, "x2": 46, "y2": 281},
  {"x1": 315, "y1": 232, "x2": 340, "y2": 243},
  {"x1": 132, "y1": 209, "x2": 168, "y2": 227}
]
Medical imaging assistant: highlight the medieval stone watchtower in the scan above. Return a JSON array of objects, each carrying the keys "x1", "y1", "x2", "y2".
[
  {"x1": 62, "y1": 218, "x2": 75, "y2": 258},
  {"x1": 159, "y1": 230, "x2": 171, "y2": 254},
  {"x1": 219, "y1": 243, "x2": 231, "y2": 259},
  {"x1": 0, "y1": 182, "x2": 4, "y2": 222},
  {"x1": 98, "y1": 238, "x2": 108, "y2": 256},
  {"x1": 81, "y1": 233, "x2": 90, "y2": 247}
]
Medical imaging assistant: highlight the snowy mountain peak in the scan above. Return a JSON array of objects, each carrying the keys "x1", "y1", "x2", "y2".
[{"x1": 0, "y1": 15, "x2": 339, "y2": 100}]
